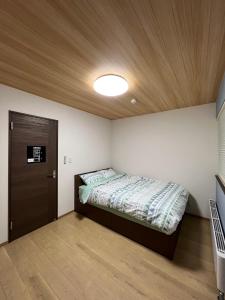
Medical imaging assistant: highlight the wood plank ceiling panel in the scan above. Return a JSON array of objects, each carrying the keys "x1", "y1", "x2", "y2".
[{"x1": 0, "y1": 0, "x2": 225, "y2": 119}]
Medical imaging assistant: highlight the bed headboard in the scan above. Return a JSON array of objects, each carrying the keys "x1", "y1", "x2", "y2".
[{"x1": 74, "y1": 168, "x2": 109, "y2": 212}]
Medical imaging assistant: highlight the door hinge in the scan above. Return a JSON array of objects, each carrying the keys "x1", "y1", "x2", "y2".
[
  {"x1": 10, "y1": 121, "x2": 14, "y2": 130},
  {"x1": 9, "y1": 221, "x2": 13, "y2": 231}
]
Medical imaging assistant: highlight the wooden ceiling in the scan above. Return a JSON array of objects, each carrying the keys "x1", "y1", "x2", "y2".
[{"x1": 0, "y1": 0, "x2": 225, "y2": 119}]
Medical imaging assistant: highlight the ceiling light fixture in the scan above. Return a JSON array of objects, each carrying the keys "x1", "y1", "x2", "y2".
[{"x1": 93, "y1": 74, "x2": 128, "y2": 97}]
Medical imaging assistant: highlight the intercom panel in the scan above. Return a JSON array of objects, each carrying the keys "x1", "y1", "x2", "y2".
[{"x1": 27, "y1": 146, "x2": 46, "y2": 163}]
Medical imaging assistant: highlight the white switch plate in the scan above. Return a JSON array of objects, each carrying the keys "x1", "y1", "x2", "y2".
[{"x1": 64, "y1": 156, "x2": 67, "y2": 164}]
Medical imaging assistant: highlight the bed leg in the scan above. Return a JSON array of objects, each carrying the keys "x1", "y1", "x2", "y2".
[{"x1": 218, "y1": 290, "x2": 224, "y2": 300}]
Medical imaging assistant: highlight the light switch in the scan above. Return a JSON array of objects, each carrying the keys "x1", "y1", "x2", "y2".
[{"x1": 64, "y1": 156, "x2": 67, "y2": 164}]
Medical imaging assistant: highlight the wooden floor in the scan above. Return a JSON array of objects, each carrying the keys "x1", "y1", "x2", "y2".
[{"x1": 0, "y1": 213, "x2": 216, "y2": 300}]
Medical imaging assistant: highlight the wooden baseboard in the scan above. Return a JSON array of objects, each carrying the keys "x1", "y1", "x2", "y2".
[
  {"x1": 185, "y1": 212, "x2": 209, "y2": 221},
  {"x1": 0, "y1": 241, "x2": 8, "y2": 248},
  {"x1": 58, "y1": 210, "x2": 74, "y2": 219},
  {"x1": 0, "y1": 212, "x2": 206, "y2": 248},
  {"x1": 0, "y1": 212, "x2": 74, "y2": 247}
]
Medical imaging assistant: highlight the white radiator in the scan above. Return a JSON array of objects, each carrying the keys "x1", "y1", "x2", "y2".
[{"x1": 209, "y1": 200, "x2": 225, "y2": 300}]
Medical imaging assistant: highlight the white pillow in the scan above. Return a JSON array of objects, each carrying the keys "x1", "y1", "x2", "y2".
[
  {"x1": 99, "y1": 168, "x2": 116, "y2": 179},
  {"x1": 80, "y1": 171, "x2": 104, "y2": 185}
]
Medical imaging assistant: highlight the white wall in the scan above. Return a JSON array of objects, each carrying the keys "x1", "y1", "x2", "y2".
[
  {"x1": 0, "y1": 84, "x2": 111, "y2": 244},
  {"x1": 112, "y1": 104, "x2": 217, "y2": 218},
  {"x1": 0, "y1": 84, "x2": 218, "y2": 243}
]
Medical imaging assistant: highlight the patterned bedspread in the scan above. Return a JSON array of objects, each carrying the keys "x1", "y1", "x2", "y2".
[{"x1": 79, "y1": 174, "x2": 189, "y2": 235}]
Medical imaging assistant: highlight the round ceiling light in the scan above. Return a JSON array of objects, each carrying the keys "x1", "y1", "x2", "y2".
[{"x1": 93, "y1": 74, "x2": 128, "y2": 97}]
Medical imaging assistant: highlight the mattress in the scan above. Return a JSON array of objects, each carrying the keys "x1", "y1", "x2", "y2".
[
  {"x1": 90, "y1": 202, "x2": 169, "y2": 232},
  {"x1": 79, "y1": 174, "x2": 189, "y2": 235}
]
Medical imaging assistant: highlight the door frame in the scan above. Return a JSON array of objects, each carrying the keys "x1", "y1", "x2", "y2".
[{"x1": 8, "y1": 111, "x2": 58, "y2": 242}]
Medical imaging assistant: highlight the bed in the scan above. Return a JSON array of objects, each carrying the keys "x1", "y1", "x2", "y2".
[{"x1": 74, "y1": 169, "x2": 189, "y2": 259}]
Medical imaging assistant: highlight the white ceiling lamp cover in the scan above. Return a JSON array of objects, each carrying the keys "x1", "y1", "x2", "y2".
[{"x1": 93, "y1": 74, "x2": 128, "y2": 97}]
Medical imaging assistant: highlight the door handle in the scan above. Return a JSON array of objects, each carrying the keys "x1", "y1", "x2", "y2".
[{"x1": 47, "y1": 170, "x2": 56, "y2": 179}]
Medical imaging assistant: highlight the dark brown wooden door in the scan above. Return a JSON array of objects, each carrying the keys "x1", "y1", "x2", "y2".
[{"x1": 9, "y1": 111, "x2": 58, "y2": 241}]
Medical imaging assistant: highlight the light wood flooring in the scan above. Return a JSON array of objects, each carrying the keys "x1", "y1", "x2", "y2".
[{"x1": 0, "y1": 213, "x2": 217, "y2": 300}]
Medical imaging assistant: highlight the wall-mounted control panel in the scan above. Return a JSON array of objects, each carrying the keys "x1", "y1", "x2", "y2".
[
  {"x1": 64, "y1": 155, "x2": 72, "y2": 164},
  {"x1": 27, "y1": 146, "x2": 46, "y2": 163}
]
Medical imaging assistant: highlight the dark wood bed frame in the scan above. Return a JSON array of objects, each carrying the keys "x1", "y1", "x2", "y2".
[{"x1": 74, "y1": 169, "x2": 183, "y2": 259}]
